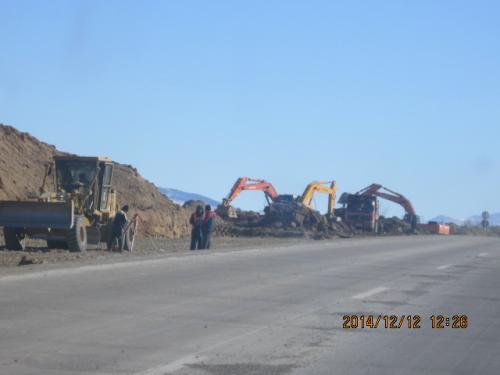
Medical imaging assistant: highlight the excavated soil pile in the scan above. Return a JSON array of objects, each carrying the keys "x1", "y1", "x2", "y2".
[
  {"x1": 0, "y1": 124, "x2": 192, "y2": 238},
  {"x1": 0, "y1": 125, "x2": 60, "y2": 200},
  {"x1": 378, "y1": 216, "x2": 413, "y2": 234},
  {"x1": 112, "y1": 164, "x2": 191, "y2": 237},
  {"x1": 216, "y1": 204, "x2": 354, "y2": 239}
]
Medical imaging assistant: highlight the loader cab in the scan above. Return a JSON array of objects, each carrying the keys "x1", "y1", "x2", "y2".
[
  {"x1": 53, "y1": 156, "x2": 115, "y2": 216},
  {"x1": 55, "y1": 158, "x2": 99, "y2": 193},
  {"x1": 97, "y1": 161, "x2": 114, "y2": 211}
]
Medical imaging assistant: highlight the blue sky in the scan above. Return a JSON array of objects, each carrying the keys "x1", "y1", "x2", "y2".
[{"x1": 1, "y1": 0, "x2": 499, "y2": 220}]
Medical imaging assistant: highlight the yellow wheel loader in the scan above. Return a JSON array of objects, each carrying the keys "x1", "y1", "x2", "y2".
[{"x1": 0, "y1": 156, "x2": 134, "y2": 252}]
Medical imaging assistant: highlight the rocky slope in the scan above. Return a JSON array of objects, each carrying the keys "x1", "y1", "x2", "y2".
[{"x1": 0, "y1": 124, "x2": 192, "y2": 238}]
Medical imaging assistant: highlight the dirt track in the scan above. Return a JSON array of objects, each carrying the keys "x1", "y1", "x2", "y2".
[
  {"x1": 0, "y1": 233, "x2": 318, "y2": 272},
  {"x1": 2, "y1": 230, "x2": 499, "y2": 275}
]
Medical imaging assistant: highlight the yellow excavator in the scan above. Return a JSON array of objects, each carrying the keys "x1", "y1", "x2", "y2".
[{"x1": 298, "y1": 181, "x2": 337, "y2": 216}]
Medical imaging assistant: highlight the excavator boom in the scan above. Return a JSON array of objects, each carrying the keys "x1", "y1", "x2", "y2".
[
  {"x1": 224, "y1": 177, "x2": 279, "y2": 205},
  {"x1": 218, "y1": 177, "x2": 281, "y2": 219},
  {"x1": 299, "y1": 181, "x2": 337, "y2": 216},
  {"x1": 352, "y1": 183, "x2": 419, "y2": 232},
  {"x1": 356, "y1": 183, "x2": 416, "y2": 216}
]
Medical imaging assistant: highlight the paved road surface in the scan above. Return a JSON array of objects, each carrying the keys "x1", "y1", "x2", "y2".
[{"x1": 1, "y1": 236, "x2": 499, "y2": 375}]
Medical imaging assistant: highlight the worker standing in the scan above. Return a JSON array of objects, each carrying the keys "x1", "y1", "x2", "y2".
[
  {"x1": 108, "y1": 205, "x2": 129, "y2": 251},
  {"x1": 189, "y1": 205, "x2": 204, "y2": 250},
  {"x1": 202, "y1": 204, "x2": 216, "y2": 249}
]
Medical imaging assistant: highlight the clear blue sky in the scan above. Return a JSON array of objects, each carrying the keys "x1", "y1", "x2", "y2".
[{"x1": 1, "y1": 0, "x2": 499, "y2": 220}]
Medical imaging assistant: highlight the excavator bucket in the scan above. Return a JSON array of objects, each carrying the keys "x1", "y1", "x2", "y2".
[
  {"x1": 0, "y1": 201, "x2": 74, "y2": 229},
  {"x1": 216, "y1": 204, "x2": 238, "y2": 219}
]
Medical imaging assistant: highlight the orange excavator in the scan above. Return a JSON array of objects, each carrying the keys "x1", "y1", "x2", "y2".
[
  {"x1": 338, "y1": 183, "x2": 418, "y2": 232},
  {"x1": 217, "y1": 177, "x2": 293, "y2": 218},
  {"x1": 358, "y1": 184, "x2": 418, "y2": 229},
  {"x1": 355, "y1": 184, "x2": 450, "y2": 234}
]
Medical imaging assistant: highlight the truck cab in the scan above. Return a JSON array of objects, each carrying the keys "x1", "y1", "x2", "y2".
[{"x1": 337, "y1": 193, "x2": 379, "y2": 232}]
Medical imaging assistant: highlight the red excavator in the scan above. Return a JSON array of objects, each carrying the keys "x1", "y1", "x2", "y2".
[
  {"x1": 217, "y1": 177, "x2": 294, "y2": 218},
  {"x1": 337, "y1": 183, "x2": 418, "y2": 233}
]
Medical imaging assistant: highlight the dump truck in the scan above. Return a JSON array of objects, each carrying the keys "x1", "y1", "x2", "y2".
[
  {"x1": 337, "y1": 193, "x2": 379, "y2": 231},
  {"x1": 337, "y1": 183, "x2": 418, "y2": 233},
  {"x1": 0, "y1": 155, "x2": 135, "y2": 252}
]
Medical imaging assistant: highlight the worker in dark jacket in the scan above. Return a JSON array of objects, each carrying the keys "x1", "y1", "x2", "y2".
[
  {"x1": 108, "y1": 205, "x2": 129, "y2": 251},
  {"x1": 202, "y1": 205, "x2": 216, "y2": 249},
  {"x1": 190, "y1": 205, "x2": 204, "y2": 250}
]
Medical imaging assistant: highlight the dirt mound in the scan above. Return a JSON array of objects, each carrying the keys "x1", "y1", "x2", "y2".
[
  {"x1": 216, "y1": 203, "x2": 354, "y2": 239},
  {"x1": 113, "y1": 164, "x2": 191, "y2": 237},
  {"x1": 0, "y1": 124, "x2": 192, "y2": 238},
  {"x1": 378, "y1": 216, "x2": 413, "y2": 234},
  {"x1": 0, "y1": 125, "x2": 60, "y2": 201}
]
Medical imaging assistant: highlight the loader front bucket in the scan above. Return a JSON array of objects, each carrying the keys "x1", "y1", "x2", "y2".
[{"x1": 0, "y1": 201, "x2": 74, "y2": 229}]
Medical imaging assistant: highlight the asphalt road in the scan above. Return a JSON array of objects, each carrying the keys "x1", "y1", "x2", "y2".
[{"x1": 1, "y1": 236, "x2": 499, "y2": 375}]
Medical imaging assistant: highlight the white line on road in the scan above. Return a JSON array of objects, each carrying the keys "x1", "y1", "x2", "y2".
[
  {"x1": 135, "y1": 354, "x2": 207, "y2": 375},
  {"x1": 437, "y1": 264, "x2": 453, "y2": 270},
  {"x1": 477, "y1": 252, "x2": 489, "y2": 257},
  {"x1": 352, "y1": 286, "x2": 389, "y2": 300}
]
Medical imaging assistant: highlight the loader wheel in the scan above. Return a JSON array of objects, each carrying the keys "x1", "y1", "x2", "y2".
[
  {"x1": 47, "y1": 240, "x2": 68, "y2": 250},
  {"x1": 4, "y1": 228, "x2": 26, "y2": 251},
  {"x1": 67, "y1": 216, "x2": 87, "y2": 252}
]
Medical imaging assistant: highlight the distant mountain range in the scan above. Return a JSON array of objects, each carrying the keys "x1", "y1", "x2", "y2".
[
  {"x1": 159, "y1": 187, "x2": 219, "y2": 207},
  {"x1": 428, "y1": 215, "x2": 463, "y2": 225},
  {"x1": 429, "y1": 213, "x2": 500, "y2": 226},
  {"x1": 468, "y1": 212, "x2": 500, "y2": 226}
]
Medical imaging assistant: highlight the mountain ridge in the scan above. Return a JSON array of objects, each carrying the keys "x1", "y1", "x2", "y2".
[
  {"x1": 430, "y1": 212, "x2": 500, "y2": 226},
  {"x1": 159, "y1": 187, "x2": 219, "y2": 207}
]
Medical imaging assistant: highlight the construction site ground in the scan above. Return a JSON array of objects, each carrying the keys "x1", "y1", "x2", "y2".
[
  {"x1": 1, "y1": 229, "x2": 499, "y2": 276},
  {"x1": 1, "y1": 124, "x2": 499, "y2": 276},
  {"x1": 0, "y1": 234, "x2": 330, "y2": 274}
]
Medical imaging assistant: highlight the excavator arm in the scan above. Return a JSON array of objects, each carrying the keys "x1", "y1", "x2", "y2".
[
  {"x1": 218, "y1": 177, "x2": 281, "y2": 219},
  {"x1": 299, "y1": 181, "x2": 337, "y2": 216},
  {"x1": 356, "y1": 183, "x2": 417, "y2": 230},
  {"x1": 356, "y1": 184, "x2": 416, "y2": 216},
  {"x1": 223, "y1": 177, "x2": 280, "y2": 206}
]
